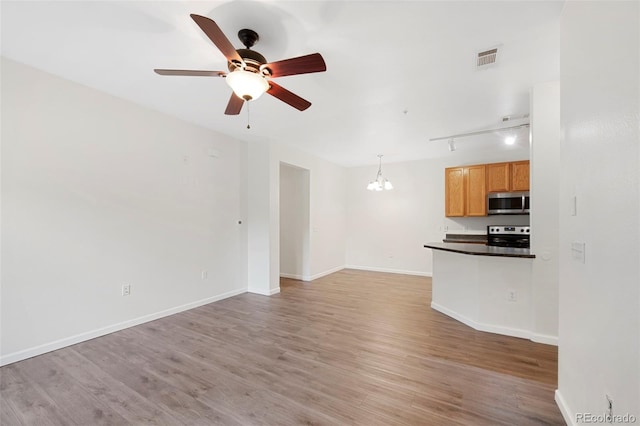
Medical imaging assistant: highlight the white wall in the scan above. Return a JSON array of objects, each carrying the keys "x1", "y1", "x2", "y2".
[
  {"x1": 246, "y1": 141, "x2": 278, "y2": 295},
  {"x1": 274, "y1": 144, "x2": 347, "y2": 281},
  {"x1": 0, "y1": 58, "x2": 247, "y2": 365},
  {"x1": 245, "y1": 141, "x2": 347, "y2": 292},
  {"x1": 346, "y1": 149, "x2": 530, "y2": 276},
  {"x1": 556, "y1": 2, "x2": 639, "y2": 424},
  {"x1": 279, "y1": 163, "x2": 310, "y2": 280},
  {"x1": 530, "y1": 81, "x2": 560, "y2": 344}
]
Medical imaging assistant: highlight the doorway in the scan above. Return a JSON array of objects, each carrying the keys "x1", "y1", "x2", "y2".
[{"x1": 279, "y1": 162, "x2": 310, "y2": 281}]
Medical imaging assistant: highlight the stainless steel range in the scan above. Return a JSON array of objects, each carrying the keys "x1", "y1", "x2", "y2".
[{"x1": 487, "y1": 225, "x2": 530, "y2": 248}]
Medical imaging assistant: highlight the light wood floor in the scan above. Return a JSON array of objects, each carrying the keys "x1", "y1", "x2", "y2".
[{"x1": 0, "y1": 270, "x2": 565, "y2": 425}]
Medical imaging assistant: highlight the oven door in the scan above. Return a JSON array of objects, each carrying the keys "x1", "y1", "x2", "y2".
[
  {"x1": 487, "y1": 237, "x2": 530, "y2": 248},
  {"x1": 487, "y1": 192, "x2": 530, "y2": 215}
]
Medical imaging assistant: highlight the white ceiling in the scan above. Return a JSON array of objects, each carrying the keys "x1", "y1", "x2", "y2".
[{"x1": 1, "y1": 0, "x2": 563, "y2": 167}]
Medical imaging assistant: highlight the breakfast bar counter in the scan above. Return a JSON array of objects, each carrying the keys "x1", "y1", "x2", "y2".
[
  {"x1": 424, "y1": 242, "x2": 535, "y2": 258},
  {"x1": 424, "y1": 243, "x2": 544, "y2": 343}
]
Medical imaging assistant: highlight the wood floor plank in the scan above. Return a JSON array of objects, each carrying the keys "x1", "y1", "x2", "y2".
[
  {"x1": 0, "y1": 270, "x2": 564, "y2": 425},
  {"x1": 16, "y1": 355, "x2": 130, "y2": 425},
  {"x1": 48, "y1": 348, "x2": 183, "y2": 425},
  {"x1": 0, "y1": 365, "x2": 72, "y2": 425}
]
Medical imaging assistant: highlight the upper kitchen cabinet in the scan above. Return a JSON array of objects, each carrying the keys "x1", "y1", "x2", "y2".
[
  {"x1": 486, "y1": 160, "x2": 530, "y2": 192},
  {"x1": 445, "y1": 167, "x2": 465, "y2": 216},
  {"x1": 486, "y1": 162, "x2": 511, "y2": 192},
  {"x1": 445, "y1": 165, "x2": 486, "y2": 217},
  {"x1": 511, "y1": 161, "x2": 530, "y2": 191}
]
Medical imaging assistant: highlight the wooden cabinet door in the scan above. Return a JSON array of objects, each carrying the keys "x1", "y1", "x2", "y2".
[
  {"x1": 511, "y1": 161, "x2": 530, "y2": 191},
  {"x1": 465, "y1": 165, "x2": 486, "y2": 216},
  {"x1": 486, "y1": 162, "x2": 510, "y2": 192},
  {"x1": 445, "y1": 167, "x2": 465, "y2": 217}
]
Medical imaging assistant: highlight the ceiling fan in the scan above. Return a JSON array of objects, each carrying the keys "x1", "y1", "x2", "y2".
[{"x1": 154, "y1": 14, "x2": 326, "y2": 115}]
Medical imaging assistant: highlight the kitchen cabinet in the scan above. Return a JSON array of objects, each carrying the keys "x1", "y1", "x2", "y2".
[
  {"x1": 445, "y1": 165, "x2": 486, "y2": 217},
  {"x1": 511, "y1": 161, "x2": 530, "y2": 191},
  {"x1": 446, "y1": 160, "x2": 529, "y2": 217},
  {"x1": 445, "y1": 167, "x2": 465, "y2": 216},
  {"x1": 486, "y1": 160, "x2": 530, "y2": 192},
  {"x1": 466, "y1": 165, "x2": 487, "y2": 216},
  {"x1": 486, "y1": 162, "x2": 511, "y2": 192}
]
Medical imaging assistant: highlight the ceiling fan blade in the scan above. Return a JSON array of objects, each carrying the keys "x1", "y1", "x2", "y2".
[
  {"x1": 267, "y1": 81, "x2": 312, "y2": 111},
  {"x1": 263, "y1": 53, "x2": 326, "y2": 78},
  {"x1": 154, "y1": 69, "x2": 226, "y2": 77},
  {"x1": 225, "y1": 93, "x2": 244, "y2": 115},
  {"x1": 190, "y1": 14, "x2": 244, "y2": 65}
]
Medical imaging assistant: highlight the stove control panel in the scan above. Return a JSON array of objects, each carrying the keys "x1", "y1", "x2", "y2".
[{"x1": 488, "y1": 226, "x2": 530, "y2": 235}]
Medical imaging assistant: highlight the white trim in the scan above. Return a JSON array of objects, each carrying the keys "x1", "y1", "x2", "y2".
[
  {"x1": 531, "y1": 333, "x2": 558, "y2": 346},
  {"x1": 248, "y1": 287, "x2": 281, "y2": 296},
  {"x1": 431, "y1": 302, "x2": 532, "y2": 341},
  {"x1": 555, "y1": 389, "x2": 575, "y2": 426},
  {"x1": 283, "y1": 265, "x2": 431, "y2": 282},
  {"x1": 306, "y1": 265, "x2": 344, "y2": 281},
  {"x1": 345, "y1": 265, "x2": 432, "y2": 277},
  {"x1": 0, "y1": 288, "x2": 247, "y2": 367},
  {"x1": 279, "y1": 273, "x2": 304, "y2": 280}
]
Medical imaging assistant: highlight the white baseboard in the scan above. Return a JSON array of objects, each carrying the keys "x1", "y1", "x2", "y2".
[
  {"x1": 431, "y1": 302, "x2": 541, "y2": 342},
  {"x1": 247, "y1": 286, "x2": 281, "y2": 296},
  {"x1": 555, "y1": 389, "x2": 575, "y2": 426},
  {"x1": 306, "y1": 265, "x2": 344, "y2": 281},
  {"x1": 281, "y1": 265, "x2": 429, "y2": 282},
  {"x1": 0, "y1": 288, "x2": 247, "y2": 367},
  {"x1": 345, "y1": 265, "x2": 432, "y2": 277},
  {"x1": 279, "y1": 273, "x2": 304, "y2": 280},
  {"x1": 280, "y1": 266, "x2": 344, "y2": 282},
  {"x1": 531, "y1": 333, "x2": 559, "y2": 346}
]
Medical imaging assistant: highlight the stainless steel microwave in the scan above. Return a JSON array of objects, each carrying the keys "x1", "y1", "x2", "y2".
[{"x1": 487, "y1": 191, "x2": 530, "y2": 215}]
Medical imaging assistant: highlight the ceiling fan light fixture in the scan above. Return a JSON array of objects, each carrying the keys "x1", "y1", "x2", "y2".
[{"x1": 225, "y1": 69, "x2": 269, "y2": 101}]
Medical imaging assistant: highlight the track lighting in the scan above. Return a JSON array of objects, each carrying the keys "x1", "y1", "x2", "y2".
[
  {"x1": 429, "y1": 123, "x2": 530, "y2": 142},
  {"x1": 504, "y1": 135, "x2": 516, "y2": 145}
]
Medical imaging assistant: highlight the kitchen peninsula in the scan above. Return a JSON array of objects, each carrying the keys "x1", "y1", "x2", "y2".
[{"x1": 424, "y1": 242, "x2": 541, "y2": 342}]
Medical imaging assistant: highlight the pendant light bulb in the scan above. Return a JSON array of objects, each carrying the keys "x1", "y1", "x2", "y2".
[{"x1": 366, "y1": 155, "x2": 393, "y2": 191}]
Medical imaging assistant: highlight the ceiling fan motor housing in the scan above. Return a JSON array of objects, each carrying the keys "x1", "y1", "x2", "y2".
[
  {"x1": 238, "y1": 29, "x2": 259, "y2": 48},
  {"x1": 229, "y1": 48, "x2": 268, "y2": 74}
]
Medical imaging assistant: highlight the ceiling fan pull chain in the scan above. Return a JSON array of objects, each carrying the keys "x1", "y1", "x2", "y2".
[{"x1": 246, "y1": 102, "x2": 251, "y2": 129}]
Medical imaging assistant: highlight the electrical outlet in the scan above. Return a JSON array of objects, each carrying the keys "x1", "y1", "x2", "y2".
[
  {"x1": 508, "y1": 289, "x2": 517, "y2": 302},
  {"x1": 122, "y1": 284, "x2": 131, "y2": 296},
  {"x1": 201, "y1": 270, "x2": 208, "y2": 280}
]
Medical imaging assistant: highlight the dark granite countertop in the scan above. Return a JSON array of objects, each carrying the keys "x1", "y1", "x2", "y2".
[
  {"x1": 424, "y1": 242, "x2": 535, "y2": 258},
  {"x1": 442, "y1": 233, "x2": 487, "y2": 244}
]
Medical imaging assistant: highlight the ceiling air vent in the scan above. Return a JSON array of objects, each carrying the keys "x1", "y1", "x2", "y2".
[{"x1": 476, "y1": 48, "x2": 498, "y2": 68}]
